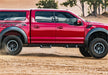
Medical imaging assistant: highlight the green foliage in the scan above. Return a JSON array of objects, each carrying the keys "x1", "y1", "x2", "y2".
[
  {"x1": 36, "y1": 0, "x2": 108, "y2": 16},
  {"x1": 84, "y1": 0, "x2": 104, "y2": 16},
  {"x1": 103, "y1": 0, "x2": 108, "y2": 11},
  {"x1": 61, "y1": 0, "x2": 85, "y2": 16},
  {"x1": 80, "y1": 0, "x2": 86, "y2": 3},
  {"x1": 61, "y1": 0, "x2": 77, "y2": 7},
  {"x1": 36, "y1": 0, "x2": 58, "y2": 9},
  {"x1": 85, "y1": 0, "x2": 103, "y2": 6}
]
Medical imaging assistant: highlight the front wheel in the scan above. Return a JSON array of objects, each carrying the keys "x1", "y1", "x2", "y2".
[
  {"x1": 1, "y1": 35, "x2": 23, "y2": 55},
  {"x1": 89, "y1": 38, "x2": 108, "y2": 59},
  {"x1": 79, "y1": 47, "x2": 91, "y2": 57}
]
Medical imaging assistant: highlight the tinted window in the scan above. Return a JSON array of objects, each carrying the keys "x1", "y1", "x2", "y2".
[
  {"x1": 35, "y1": 11, "x2": 54, "y2": 23},
  {"x1": 0, "y1": 11, "x2": 26, "y2": 21},
  {"x1": 55, "y1": 12, "x2": 78, "y2": 25}
]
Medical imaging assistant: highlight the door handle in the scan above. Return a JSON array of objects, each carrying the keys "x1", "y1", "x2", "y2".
[
  {"x1": 34, "y1": 25, "x2": 40, "y2": 28},
  {"x1": 57, "y1": 26, "x2": 63, "y2": 29}
]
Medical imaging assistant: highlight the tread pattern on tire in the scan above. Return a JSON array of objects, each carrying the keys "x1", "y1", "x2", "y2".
[
  {"x1": 79, "y1": 47, "x2": 91, "y2": 57},
  {"x1": 1, "y1": 35, "x2": 23, "y2": 55},
  {"x1": 89, "y1": 38, "x2": 108, "y2": 59}
]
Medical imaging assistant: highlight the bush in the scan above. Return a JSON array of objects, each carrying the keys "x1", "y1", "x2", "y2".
[{"x1": 36, "y1": 0, "x2": 58, "y2": 9}]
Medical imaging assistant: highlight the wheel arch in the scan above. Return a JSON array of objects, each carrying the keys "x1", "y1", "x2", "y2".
[
  {"x1": 0, "y1": 27, "x2": 28, "y2": 47},
  {"x1": 85, "y1": 28, "x2": 108, "y2": 47}
]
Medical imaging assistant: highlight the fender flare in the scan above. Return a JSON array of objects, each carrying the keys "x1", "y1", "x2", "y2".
[
  {"x1": 0, "y1": 27, "x2": 28, "y2": 47},
  {"x1": 85, "y1": 28, "x2": 108, "y2": 46}
]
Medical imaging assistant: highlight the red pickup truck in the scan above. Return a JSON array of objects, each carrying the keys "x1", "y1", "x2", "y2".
[{"x1": 0, "y1": 9, "x2": 108, "y2": 59}]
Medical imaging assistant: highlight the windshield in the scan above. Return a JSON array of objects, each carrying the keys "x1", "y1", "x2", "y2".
[{"x1": 68, "y1": 10, "x2": 86, "y2": 22}]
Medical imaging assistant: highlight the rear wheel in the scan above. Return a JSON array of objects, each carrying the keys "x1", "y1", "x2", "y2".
[
  {"x1": 1, "y1": 35, "x2": 23, "y2": 55},
  {"x1": 89, "y1": 38, "x2": 108, "y2": 59},
  {"x1": 79, "y1": 47, "x2": 91, "y2": 57}
]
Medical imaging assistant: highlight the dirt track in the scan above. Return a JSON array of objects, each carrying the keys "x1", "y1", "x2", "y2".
[
  {"x1": 0, "y1": 16, "x2": 108, "y2": 75},
  {"x1": 0, "y1": 47, "x2": 108, "y2": 75}
]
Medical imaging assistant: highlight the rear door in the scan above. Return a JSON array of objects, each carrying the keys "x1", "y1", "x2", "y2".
[{"x1": 31, "y1": 10, "x2": 56, "y2": 43}]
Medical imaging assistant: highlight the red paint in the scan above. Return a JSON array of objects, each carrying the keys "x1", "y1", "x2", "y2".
[{"x1": 0, "y1": 9, "x2": 108, "y2": 44}]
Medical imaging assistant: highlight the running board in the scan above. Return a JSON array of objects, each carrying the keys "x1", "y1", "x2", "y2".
[
  {"x1": 65, "y1": 45, "x2": 78, "y2": 48},
  {"x1": 26, "y1": 44, "x2": 83, "y2": 48},
  {"x1": 40, "y1": 44, "x2": 52, "y2": 48}
]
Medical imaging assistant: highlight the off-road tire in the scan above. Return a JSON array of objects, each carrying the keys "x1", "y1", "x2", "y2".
[
  {"x1": 79, "y1": 47, "x2": 91, "y2": 57},
  {"x1": 89, "y1": 38, "x2": 108, "y2": 59},
  {"x1": 1, "y1": 35, "x2": 23, "y2": 55}
]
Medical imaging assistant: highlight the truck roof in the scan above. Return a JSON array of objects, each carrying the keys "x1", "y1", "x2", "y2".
[{"x1": 0, "y1": 8, "x2": 68, "y2": 11}]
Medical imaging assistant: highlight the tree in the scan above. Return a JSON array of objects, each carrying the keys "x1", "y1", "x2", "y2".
[
  {"x1": 61, "y1": 0, "x2": 86, "y2": 17},
  {"x1": 85, "y1": 0, "x2": 103, "y2": 16},
  {"x1": 80, "y1": 0, "x2": 85, "y2": 16},
  {"x1": 104, "y1": 0, "x2": 108, "y2": 12},
  {"x1": 36, "y1": 0, "x2": 58, "y2": 9},
  {"x1": 98, "y1": 1, "x2": 101, "y2": 15},
  {"x1": 61, "y1": 0, "x2": 77, "y2": 7}
]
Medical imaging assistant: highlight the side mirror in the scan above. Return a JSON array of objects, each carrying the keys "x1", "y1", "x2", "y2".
[{"x1": 77, "y1": 19, "x2": 82, "y2": 25}]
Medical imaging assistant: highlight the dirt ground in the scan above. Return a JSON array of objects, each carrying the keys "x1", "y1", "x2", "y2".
[{"x1": 0, "y1": 16, "x2": 108, "y2": 75}]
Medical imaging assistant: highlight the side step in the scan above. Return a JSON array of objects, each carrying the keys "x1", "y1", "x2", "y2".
[
  {"x1": 65, "y1": 44, "x2": 78, "y2": 48},
  {"x1": 40, "y1": 44, "x2": 52, "y2": 48},
  {"x1": 27, "y1": 44, "x2": 82, "y2": 48},
  {"x1": 40, "y1": 44, "x2": 78, "y2": 48}
]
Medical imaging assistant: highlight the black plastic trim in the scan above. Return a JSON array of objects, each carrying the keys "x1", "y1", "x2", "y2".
[
  {"x1": 0, "y1": 27, "x2": 28, "y2": 47},
  {"x1": 27, "y1": 43, "x2": 84, "y2": 48},
  {"x1": 86, "y1": 25, "x2": 92, "y2": 29},
  {"x1": 85, "y1": 28, "x2": 108, "y2": 47}
]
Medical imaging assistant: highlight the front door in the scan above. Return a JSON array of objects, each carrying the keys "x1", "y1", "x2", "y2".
[{"x1": 55, "y1": 11, "x2": 85, "y2": 44}]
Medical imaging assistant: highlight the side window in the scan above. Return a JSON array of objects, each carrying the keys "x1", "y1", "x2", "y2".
[
  {"x1": 0, "y1": 11, "x2": 26, "y2": 21},
  {"x1": 35, "y1": 11, "x2": 54, "y2": 23},
  {"x1": 55, "y1": 12, "x2": 78, "y2": 25}
]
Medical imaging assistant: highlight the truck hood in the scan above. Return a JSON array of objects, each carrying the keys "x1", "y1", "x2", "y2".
[{"x1": 86, "y1": 21, "x2": 108, "y2": 26}]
